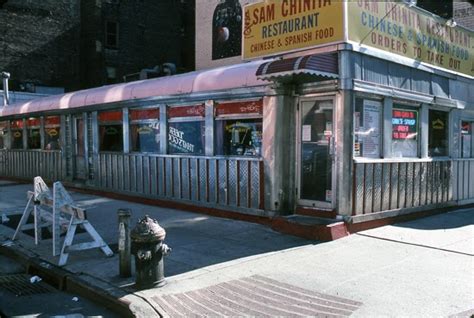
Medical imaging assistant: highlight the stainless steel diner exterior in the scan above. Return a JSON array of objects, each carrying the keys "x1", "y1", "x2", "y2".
[{"x1": 1, "y1": 1, "x2": 473, "y2": 226}]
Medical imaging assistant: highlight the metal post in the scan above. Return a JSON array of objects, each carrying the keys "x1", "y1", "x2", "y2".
[
  {"x1": 118, "y1": 208, "x2": 132, "y2": 277},
  {"x1": 1, "y1": 71, "x2": 10, "y2": 106}
]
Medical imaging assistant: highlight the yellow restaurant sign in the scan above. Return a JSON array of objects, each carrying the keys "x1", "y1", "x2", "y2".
[
  {"x1": 243, "y1": 0, "x2": 344, "y2": 59},
  {"x1": 243, "y1": 1, "x2": 473, "y2": 77},
  {"x1": 347, "y1": 1, "x2": 473, "y2": 77}
]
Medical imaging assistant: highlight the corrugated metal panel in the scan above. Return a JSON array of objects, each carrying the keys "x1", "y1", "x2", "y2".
[
  {"x1": 363, "y1": 56, "x2": 388, "y2": 86},
  {"x1": 411, "y1": 68, "x2": 431, "y2": 94},
  {"x1": 389, "y1": 64, "x2": 411, "y2": 90},
  {"x1": 431, "y1": 74, "x2": 449, "y2": 97},
  {"x1": 256, "y1": 53, "x2": 338, "y2": 79}
]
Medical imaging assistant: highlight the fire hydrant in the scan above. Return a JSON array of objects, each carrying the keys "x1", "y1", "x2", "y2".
[{"x1": 131, "y1": 215, "x2": 171, "y2": 289}]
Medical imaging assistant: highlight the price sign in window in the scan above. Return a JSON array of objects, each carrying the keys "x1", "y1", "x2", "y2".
[
  {"x1": 391, "y1": 108, "x2": 418, "y2": 158},
  {"x1": 461, "y1": 121, "x2": 472, "y2": 158},
  {"x1": 354, "y1": 99, "x2": 381, "y2": 158}
]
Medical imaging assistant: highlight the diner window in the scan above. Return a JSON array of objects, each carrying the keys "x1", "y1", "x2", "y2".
[
  {"x1": 461, "y1": 121, "x2": 472, "y2": 158},
  {"x1": 45, "y1": 116, "x2": 61, "y2": 150},
  {"x1": 216, "y1": 119, "x2": 262, "y2": 156},
  {"x1": 428, "y1": 110, "x2": 449, "y2": 157},
  {"x1": 130, "y1": 108, "x2": 160, "y2": 153},
  {"x1": 26, "y1": 117, "x2": 41, "y2": 149},
  {"x1": 215, "y1": 100, "x2": 263, "y2": 157},
  {"x1": 0, "y1": 121, "x2": 7, "y2": 149},
  {"x1": 167, "y1": 105, "x2": 205, "y2": 155},
  {"x1": 353, "y1": 98, "x2": 381, "y2": 158},
  {"x1": 99, "y1": 110, "x2": 123, "y2": 152},
  {"x1": 391, "y1": 106, "x2": 419, "y2": 158},
  {"x1": 10, "y1": 119, "x2": 23, "y2": 149}
]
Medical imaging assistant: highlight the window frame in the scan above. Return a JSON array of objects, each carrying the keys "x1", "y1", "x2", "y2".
[
  {"x1": 353, "y1": 97, "x2": 383, "y2": 159},
  {"x1": 98, "y1": 110, "x2": 124, "y2": 152},
  {"x1": 460, "y1": 119, "x2": 474, "y2": 158},
  {"x1": 427, "y1": 108, "x2": 450, "y2": 158},
  {"x1": 129, "y1": 107, "x2": 161, "y2": 153},
  {"x1": 167, "y1": 104, "x2": 206, "y2": 156}
]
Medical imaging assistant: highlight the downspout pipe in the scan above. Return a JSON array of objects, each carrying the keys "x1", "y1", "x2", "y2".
[{"x1": 1, "y1": 71, "x2": 10, "y2": 106}]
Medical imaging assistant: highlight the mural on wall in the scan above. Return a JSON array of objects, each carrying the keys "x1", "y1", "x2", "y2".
[{"x1": 212, "y1": 0, "x2": 243, "y2": 60}]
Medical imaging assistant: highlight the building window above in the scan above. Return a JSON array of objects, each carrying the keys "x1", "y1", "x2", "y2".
[{"x1": 106, "y1": 21, "x2": 119, "y2": 49}]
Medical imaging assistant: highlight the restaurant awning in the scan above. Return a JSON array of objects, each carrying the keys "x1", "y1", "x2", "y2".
[{"x1": 256, "y1": 53, "x2": 339, "y2": 83}]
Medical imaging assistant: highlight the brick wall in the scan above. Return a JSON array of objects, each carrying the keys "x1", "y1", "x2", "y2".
[
  {"x1": 0, "y1": 0, "x2": 81, "y2": 91},
  {"x1": 454, "y1": 1, "x2": 473, "y2": 30},
  {"x1": 81, "y1": 0, "x2": 192, "y2": 88}
]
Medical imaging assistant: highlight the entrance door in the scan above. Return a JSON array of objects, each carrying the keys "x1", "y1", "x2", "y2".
[
  {"x1": 73, "y1": 115, "x2": 87, "y2": 180},
  {"x1": 297, "y1": 99, "x2": 334, "y2": 208}
]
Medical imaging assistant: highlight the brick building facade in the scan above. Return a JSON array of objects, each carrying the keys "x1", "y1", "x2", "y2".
[
  {"x1": 0, "y1": 0, "x2": 194, "y2": 92},
  {"x1": 81, "y1": 0, "x2": 195, "y2": 88},
  {"x1": 0, "y1": 0, "x2": 81, "y2": 92}
]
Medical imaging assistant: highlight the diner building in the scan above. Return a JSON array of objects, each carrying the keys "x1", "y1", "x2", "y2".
[{"x1": 0, "y1": 1, "x2": 473, "y2": 228}]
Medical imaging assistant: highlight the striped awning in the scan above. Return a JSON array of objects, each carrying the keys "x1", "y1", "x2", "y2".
[{"x1": 256, "y1": 53, "x2": 338, "y2": 82}]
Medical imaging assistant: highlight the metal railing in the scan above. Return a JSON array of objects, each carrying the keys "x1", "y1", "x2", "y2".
[
  {"x1": 352, "y1": 159, "x2": 453, "y2": 215},
  {"x1": 97, "y1": 153, "x2": 265, "y2": 210},
  {"x1": 452, "y1": 158, "x2": 474, "y2": 202},
  {"x1": 0, "y1": 150, "x2": 64, "y2": 182}
]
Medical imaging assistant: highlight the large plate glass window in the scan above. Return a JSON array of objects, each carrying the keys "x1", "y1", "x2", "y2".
[
  {"x1": 461, "y1": 121, "x2": 472, "y2": 158},
  {"x1": 168, "y1": 105, "x2": 205, "y2": 155},
  {"x1": 215, "y1": 100, "x2": 263, "y2": 157},
  {"x1": 26, "y1": 117, "x2": 41, "y2": 149},
  {"x1": 98, "y1": 110, "x2": 123, "y2": 152},
  {"x1": 391, "y1": 106, "x2": 419, "y2": 158},
  {"x1": 0, "y1": 121, "x2": 7, "y2": 149},
  {"x1": 428, "y1": 110, "x2": 449, "y2": 157},
  {"x1": 45, "y1": 116, "x2": 61, "y2": 150},
  {"x1": 353, "y1": 98, "x2": 381, "y2": 158},
  {"x1": 130, "y1": 108, "x2": 160, "y2": 152},
  {"x1": 10, "y1": 120, "x2": 23, "y2": 149}
]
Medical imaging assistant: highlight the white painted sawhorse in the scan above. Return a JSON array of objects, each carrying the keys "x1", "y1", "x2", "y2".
[{"x1": 12, "y1": 177, "x2": 113, "y2": 266}]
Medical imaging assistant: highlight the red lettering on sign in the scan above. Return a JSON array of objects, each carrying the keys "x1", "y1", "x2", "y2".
[
  {"x1": 216, "y1": 100, "x2": 263, "y2": 116},
  {"x1": 168, "y1": 105, "x2": 205, "y2": 118},
  {"x1": 99, "y1": 110, "x2": 123, "y2": 122},
  {"x1": 130, "y1": 108, "x2": 160, "y2": 121}
]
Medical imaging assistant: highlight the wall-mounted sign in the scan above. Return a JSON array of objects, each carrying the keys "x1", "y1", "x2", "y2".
[
  {"x1": 243, "y1": 0, "x2": 344, "y2": 59},
  {"x1": 213, "y1": 0, "x2": 243, "y2": 60},
  {"x1": 130, "y1": 108, "x2": 160, "y2": 121},
  {"x1": 27, "y1": 118, "x2": 40, "y2": 127},
  {"x1": 168, "y1": 105, "x2": 205, "y2": 118},
  {"x1": 392, "y1": 109, "x2": 418, "y2": 140},
  {"x1": 216, "y1": 100, "x2": 263, "y2": 116},
  {"x1": 45, "y1": 116, "x2": 60, "y2": 126},
  {"x1": 461, "y1": 122, "x2": 471, "y2": 134},
  {"x1": 99, "y1": 110, "x2": 122, "y2": 123},
  {"x1": 347, "y1": 1, "x2": 474, "y2": 77},
  {"x1": 362, "y1": 101, "x2": 380, "y2": 158},
  {"x1": 432, "y1": 118, "x2": 445, "y2": 130},
  {"x1": 10, "y1": 120, "x2": 23, "y2": 129}
]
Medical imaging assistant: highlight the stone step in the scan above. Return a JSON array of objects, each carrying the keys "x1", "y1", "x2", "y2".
[{"x1": 271, "y1": 214, "x2": 348, "y2": 241}]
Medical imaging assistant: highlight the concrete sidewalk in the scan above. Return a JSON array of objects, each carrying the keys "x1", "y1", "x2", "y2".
[{"x1": 0, "y1": 181, "x2": 473, "y2": 317}]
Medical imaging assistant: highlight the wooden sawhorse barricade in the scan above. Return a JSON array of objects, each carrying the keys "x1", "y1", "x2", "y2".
[{"x1": 12, "y1": 177, "x2": 113, "y2": 266}]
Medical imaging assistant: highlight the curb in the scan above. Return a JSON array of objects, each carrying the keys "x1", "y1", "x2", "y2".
[{"x1": 0, "y1": 236, "x2": 159, "y2": 318}]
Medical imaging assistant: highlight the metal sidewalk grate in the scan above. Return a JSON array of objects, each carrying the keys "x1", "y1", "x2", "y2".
[
  {"x1": 152, "y1": 275, "x2": 363, "y2": 317},
  {"x1": 0, "y1": 274, "x2": 56, "y2": 296}
]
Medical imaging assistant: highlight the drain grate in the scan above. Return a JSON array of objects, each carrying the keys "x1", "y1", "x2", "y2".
[{"x1": 0, "y1": 274, "x2": 56, "y2": 296}]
